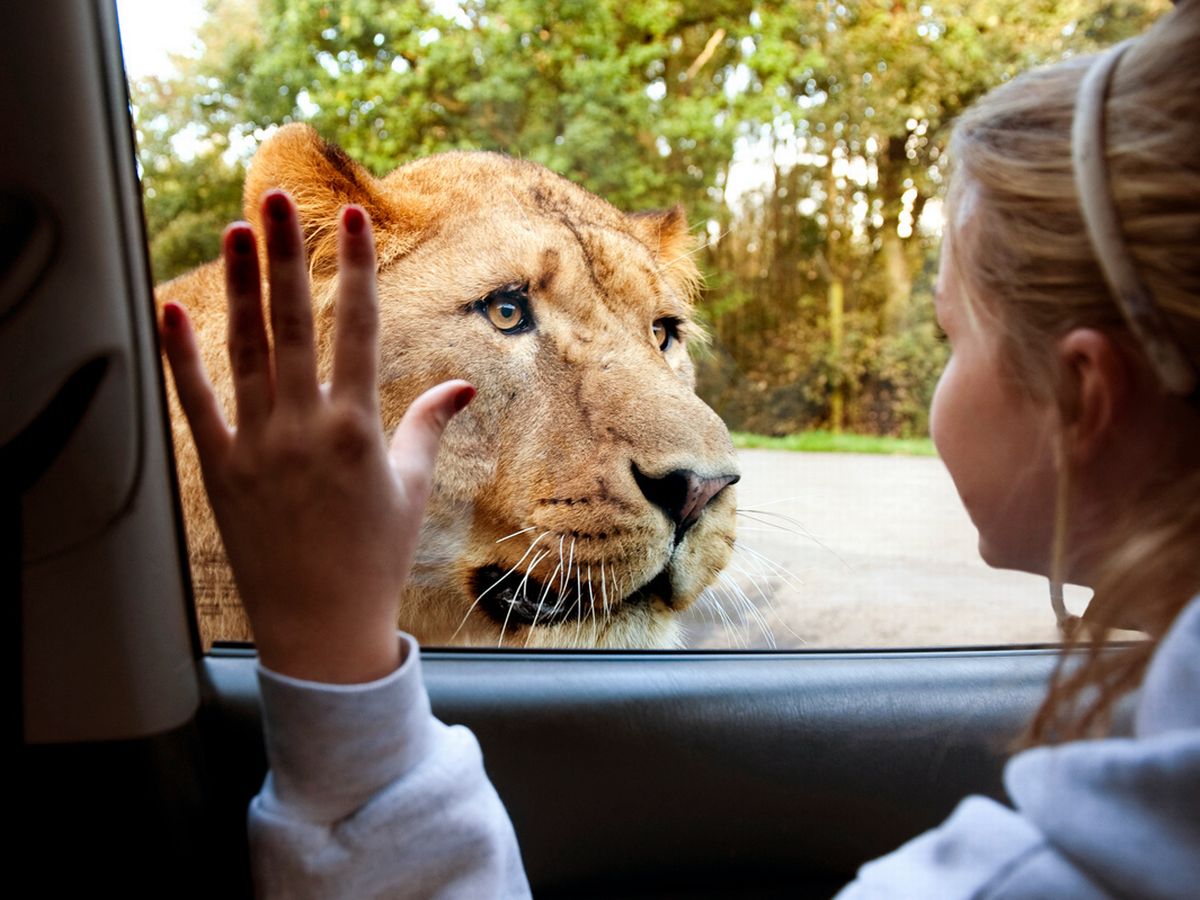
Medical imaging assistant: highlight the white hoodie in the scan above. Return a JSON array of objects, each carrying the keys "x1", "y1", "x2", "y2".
[{"x1": 839, "y1": 596, "x2": 1200, "y2": 899}]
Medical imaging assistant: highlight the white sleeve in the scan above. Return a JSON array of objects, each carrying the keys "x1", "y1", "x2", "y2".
[
  {"x1": 248, "y1": 634, "x2": 532, "y2": 899},
  {"x1": 833, "y1": 795, "x2": 1113, "y2": 900}
]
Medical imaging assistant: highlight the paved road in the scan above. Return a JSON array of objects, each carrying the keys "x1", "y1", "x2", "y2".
[{"x1": 678, "y1": 449, "x2": 1089, "y2": 650}]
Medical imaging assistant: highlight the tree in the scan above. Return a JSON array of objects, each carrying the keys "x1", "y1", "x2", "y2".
[
  {"x1": 133, "y1": 0, "x2": 749, "y2": 279},
  {"x1": 130, "y1": 0, "x2": 1171, "y2": 436},
  {"x1": 694, "y1": 0, "x2": 1168, "y2": 436}
]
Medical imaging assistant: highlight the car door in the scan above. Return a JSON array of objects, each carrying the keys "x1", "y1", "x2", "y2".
[{"x1": 9, "y1": 2, "x2": 1069, "y2": 897}]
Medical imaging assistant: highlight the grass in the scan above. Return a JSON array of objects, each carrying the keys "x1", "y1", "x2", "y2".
[{"x1": 731, "y1": 430, "x2": 937, "y2": 457}]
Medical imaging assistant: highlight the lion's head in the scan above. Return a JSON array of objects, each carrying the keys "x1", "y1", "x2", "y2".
[{"x1": 163, "y1": 123, "x2": 739, "y2": 648}]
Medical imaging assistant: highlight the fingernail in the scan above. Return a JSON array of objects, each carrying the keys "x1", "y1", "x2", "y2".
[
  {"x1": 231, "y1": 227, "x2": 253, "y2": 255},
  {"x1": 265, "y1": 192, "x2": 290, "y2": 223},
  {"x1": 343, "y1": 206, "x2": 365, "y2": 235},
  {"x1": 453, "y1": 385, "x2": 476, "y2": 413},
  {"x1": 162, "y1": 303, "x2": 182, "y2": 331}
]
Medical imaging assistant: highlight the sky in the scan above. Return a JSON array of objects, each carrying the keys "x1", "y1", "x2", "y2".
[{"x1": 115, "y1": 0, "x2": 207, "y2": 80}]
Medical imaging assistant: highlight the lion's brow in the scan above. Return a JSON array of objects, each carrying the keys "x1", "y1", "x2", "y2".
[{"x1": 556, "y1": 214, "x2": 608, "y2": 299}]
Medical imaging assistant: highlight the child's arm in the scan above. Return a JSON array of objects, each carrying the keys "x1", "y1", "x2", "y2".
[{"x1": 161, "y1": 192, "x2": 530, "y2": 897}]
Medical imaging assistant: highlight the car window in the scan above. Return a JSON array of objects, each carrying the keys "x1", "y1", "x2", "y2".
[{"x1": 117, "y1": 0, "x2": 1166, "y2": 651}]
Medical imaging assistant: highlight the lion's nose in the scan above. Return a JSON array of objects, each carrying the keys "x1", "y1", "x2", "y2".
[{"x1": 631, "y1": 465, "x2": 740, "y2": 542}]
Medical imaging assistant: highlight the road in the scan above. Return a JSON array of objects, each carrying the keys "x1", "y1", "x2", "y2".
[{"x1": 678, "y1": 449, "x2": 1089, "y2": 650}]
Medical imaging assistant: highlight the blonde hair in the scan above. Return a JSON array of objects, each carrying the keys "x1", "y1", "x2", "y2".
[{"x1": 944, "y1": 1, "x2": 1200, "y2": 743}]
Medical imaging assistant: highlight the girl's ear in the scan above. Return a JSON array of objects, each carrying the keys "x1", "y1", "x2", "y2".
[{"x1": 1055, "y1": 328, "x2": 1134, "y2": 463}]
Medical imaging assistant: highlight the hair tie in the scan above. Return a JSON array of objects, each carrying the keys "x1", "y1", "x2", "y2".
[{"x1": 1071, "y1": 40, "x2": 1198, "y2": 397}]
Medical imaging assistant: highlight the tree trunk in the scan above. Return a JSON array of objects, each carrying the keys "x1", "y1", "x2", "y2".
[
  {"x1": 828, "y1": 275, "x2": 844, "y2": 434},
  {"x1": 825, "y1": 159, "x2": 844, "y2": 434},
  {"x1": 877, "y1": 134, "x2": 911, "y2": 332}
]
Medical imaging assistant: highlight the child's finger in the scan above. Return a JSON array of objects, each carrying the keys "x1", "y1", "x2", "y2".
[
  {"x1": 388, "y1": 381, "x2": 476, "y2": 487},
  {"x1": 331, "y1": 205, "x2": 380, "y2": 410},
  {"x1": 262, "y1": 191, "x2": 320, "y2": 408},
  {"x1": 161, "y1": 301, "x2": 232, "y2": 463},
  {"x1": 223, "y1": 223, "x2": 273, "y2": 431}
]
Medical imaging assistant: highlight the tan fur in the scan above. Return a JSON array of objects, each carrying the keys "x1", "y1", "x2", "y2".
[{"x1": 159, "y1": 123, "x2": 739, "y2": 648}]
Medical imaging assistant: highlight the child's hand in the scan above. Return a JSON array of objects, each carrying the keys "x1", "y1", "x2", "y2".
[{"x1": 160, "y1": 191, "x2": 474, "y2": 684}]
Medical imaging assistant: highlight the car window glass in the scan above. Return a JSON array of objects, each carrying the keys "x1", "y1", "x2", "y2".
[{"x1": 117, "y1": 0, "x2": 1166, "y2": 650}]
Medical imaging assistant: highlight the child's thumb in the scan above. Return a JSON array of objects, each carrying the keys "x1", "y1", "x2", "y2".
[{"x1": 389, "y1": 380, "x2": 476, "y2": 479}]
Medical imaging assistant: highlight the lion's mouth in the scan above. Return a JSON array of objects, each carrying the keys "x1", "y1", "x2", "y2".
[{"x1": 472, "y1": 564, "x2": 674, "y2": 629}]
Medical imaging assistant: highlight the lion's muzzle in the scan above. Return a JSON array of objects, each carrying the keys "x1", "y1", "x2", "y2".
[{"x1": 631, "y1": 466, "x2": 740, "y2": 544}]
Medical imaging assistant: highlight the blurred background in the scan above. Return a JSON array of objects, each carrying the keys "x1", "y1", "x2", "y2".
[{"x1": 123, "y1": 0, "x2": 1166, "y2": 440}]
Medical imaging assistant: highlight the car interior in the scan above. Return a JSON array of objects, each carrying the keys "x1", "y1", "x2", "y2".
[{"x1": 9, "y1": 3, "x2": 1093, "y2": 896}]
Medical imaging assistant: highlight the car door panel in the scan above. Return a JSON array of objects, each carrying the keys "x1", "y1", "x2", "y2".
[{"x1": 201, "y1": 648, "x2": 1057, "y2": 897}]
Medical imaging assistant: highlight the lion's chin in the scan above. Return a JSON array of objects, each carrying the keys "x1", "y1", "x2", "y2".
[
  {"x1": 471, "y1": 563, "x2": 675, "y2": 630},
  {"x1": 462, "y1": 562, "x2": 684, "y2": 648}
]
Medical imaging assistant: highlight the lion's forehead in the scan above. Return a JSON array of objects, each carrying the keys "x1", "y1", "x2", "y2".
[
  {"x1": 389, "y1": 151, "x2": 628, "y2": 224},
  {"x1": 385, "y1": 207, "x2": 681, "y2": 328}
]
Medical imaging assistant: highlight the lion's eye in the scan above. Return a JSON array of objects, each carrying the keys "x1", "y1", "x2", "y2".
[
  {"x1": 488, "y1": 299, "x2": 522, "y2": 330},
  {"x1": 652, "y1": 318, "x2": 676, "y2": 351},
  {"x1": 477, "y1": 284, "x2": 533, "y2": 334}
]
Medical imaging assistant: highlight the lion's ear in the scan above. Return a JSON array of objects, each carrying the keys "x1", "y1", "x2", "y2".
[
  {"x1": 243, "y1": 123, "x2": 428, "y2": 275},
  {"x1": 626, "y1": 204, "x2": 701, "y2": 303}
]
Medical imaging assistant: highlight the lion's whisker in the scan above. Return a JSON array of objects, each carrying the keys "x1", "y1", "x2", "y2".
[
  {"x1": 572, "y1": 545, "x2": 582, "y2": 615},
  {"x1": 535, "y1": 540, "x2": 576, "y2": 638},
  {"x1": 735, "y1": 508, "x2": 816, "y2": 532},
  {"x1": 525, "y1": 560, "x2": 563, "y2": 644},
  {"x1": 737, "y1": 508, "x2": 816, "y2": 530},
  {"x1": 724, "y1": 558, "x2": 775, "y2": 611},
  {"x1": 499, "y1": 547, "x2": 550, "y2": 647},
  {"x1": 548, "y1": 537, "x2": 578, "y2": 619},
  {"x1": 596, "y1": 573, "x2": 615, "y2": 629},
  {"x1": 714, "y1": 575, "x2": 755, "y2": 647},
  {"x1": 495, "y1": 525, "x2": 537, "y2": 544},
  {"x1": 720, "y1": 561, "x2": 768, "y2": 609},
  {"x1": 452, "y1": 530, "x2": 549, "y2": 641},
  {"x1": 570, "y1": 564, "x2": 593, "y2": 645},
  {"x1": 696, "y1": 585, "x2": 720, "y2": 628},
  {"x1": 728, "y1": 546, "x2": 808, "y2": 645},
  {"x1": 706, "y1": 587, "x2": 743, "y2": 649},
  {"x1": 586, "y1": 563, "x2": 595, "y2": 623},
  {"x1": 734, "y1": 542, "x2": 807, "y2": 593},
  {"x1": 599, "y1": 561, "x2": 609, "y2": 621},
  {"x1": 482, "y1": 532, "x2": 549, "y2": 602},
  {"x1": 695, "y1": 588, "x2": 720, "y2": 628},
  {"x1": 563, "y1": 537, "x2": 575, "y2": 596},
  {"x1": 719, "y1": 568, "x2": 776, "y2": 648},
  {"x1": 736, "y1": 496, "x2": 810, "y2": 511},
  {"x1": 706, "y1": 589, "x2": 731, "y2": 632},
  {"x1": 735, "y1": 509, "x2": 850, "y2": 569},
  {"x1": 500, "y1": 183, "x2": 536, "y2": 232},
  {"x1": 732, "y1": 526, "x2": 810, "y2": 533},
  {"x1": 661, "y1": 224, "x2": 734, "y2": 268}
]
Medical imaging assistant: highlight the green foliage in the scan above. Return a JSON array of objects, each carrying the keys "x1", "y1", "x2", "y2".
[
  {"x1": 132, "y1": 0, "x2": 749, "y2": 279},
  {"x1": 129, "y1": 0, "x2": 1171, "y2": 433},
  {"x1": 731, "y1": 430, "x2": 935, "y2": 456},
  {"x1": 695, "y1": 0, "x2": 1166, "y2": 436}
]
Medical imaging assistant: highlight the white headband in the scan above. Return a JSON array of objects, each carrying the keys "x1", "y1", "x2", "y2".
[{"x1": 1071, "y1": 40, "x2": 1198, "y2": 398}]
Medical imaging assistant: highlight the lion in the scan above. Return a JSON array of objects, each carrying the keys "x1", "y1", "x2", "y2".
[{"x1": 159, "y1": 123, "x2": 740, "y2": 648}]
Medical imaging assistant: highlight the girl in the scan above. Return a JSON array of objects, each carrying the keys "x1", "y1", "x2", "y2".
[{"x1": 160, "y1": 2, "x2": 1199, "y2": 896}]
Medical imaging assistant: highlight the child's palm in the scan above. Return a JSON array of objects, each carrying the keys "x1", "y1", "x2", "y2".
[{"x1": 161, "y1": 193, "x2": 472, "y2": 683}]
